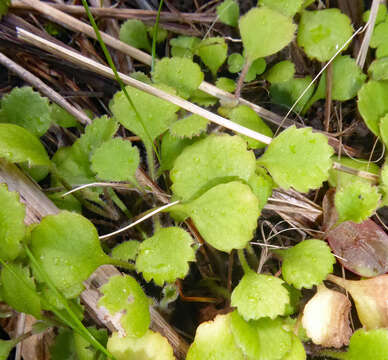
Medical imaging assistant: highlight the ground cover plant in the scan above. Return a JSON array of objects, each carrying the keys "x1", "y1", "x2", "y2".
[{"x1": 0, "y1": 0, "x2": 388, "y2": 359}]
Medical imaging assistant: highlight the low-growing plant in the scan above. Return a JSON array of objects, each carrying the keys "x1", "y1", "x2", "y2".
[{"x1": 1, "y1": 0, "x2": 388, "y2": 359}]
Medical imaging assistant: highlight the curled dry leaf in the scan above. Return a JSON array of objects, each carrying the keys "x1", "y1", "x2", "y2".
[
  {"x1": 327, "y1": 274, "x2": 388, "y2": 330},
  {"x1": 323, "y1": 189, "x2": 388, "y2": 277},
  {"x1": 302, "y1": 285, "x2": 352, "y2": 348}
]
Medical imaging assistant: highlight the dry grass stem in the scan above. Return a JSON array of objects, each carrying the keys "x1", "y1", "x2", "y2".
[{"x1": 17, "y1": 27, "x2": 273, "y2": 144}]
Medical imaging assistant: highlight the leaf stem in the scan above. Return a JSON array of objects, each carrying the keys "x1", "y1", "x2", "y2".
[
  {"x1": 317, "y1": 349, "x2": 347, "y2": 359},
  {"x1": 235, "y1": 58, "x2": 252, "y2": 99},
  {"x1": 108, "y1": 258, "x2": 136, "y2": 271},
  {"x1": 151, "y1": 0, "x2": 164, "y2": 72},
  {"x1": 237, "y1": 249, "x2": 252, "y2": 275}
]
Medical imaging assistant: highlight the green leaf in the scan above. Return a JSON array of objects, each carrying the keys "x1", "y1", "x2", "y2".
[
  {"x1": 196, "y1": 37, "x2": 228, "y2": 76},
  {"x1": 306, "y1": 56, "x2": 366, "y2": 109},
  {"x1": 245, "y1": 58, "x2": 267, "y2": 82},
  {"x1": 136, "y1": 227, "x2": 195, "y2": 286},
  {"x1": 110, "y1": 85, "x2": 179, "y2": 148},
  {"x1": 111, "y1": 240, "x2": 140, "y2": 262},
  {"x1": 297, "y1": 9, "x2": 353, "y2": 61},
  {"x1": 170, "y1": 36, "x2": 200, "y2": 59},
  {"x1": 328, "y1": 156, "x2": 380, "y2": 188},
  {"x1": 258, "y1": 0, "x2": 303, "y2": 17},
  {"x1": 248, "y1": 168, "x2": 273, "y2": 209},
  {"x1": 0, "y1": 184, "x2": 25, "y2": 261},
  {"x1": 230, "y1": 311, "x2": 293, "y2": 360},
  {"x1": 1, "y1": 262, "x2": 41, "y2": 318},
  {"x1": 173, "y1": 182, "x2": 259, "y2": 253},
  {"x1": 99, "y1": 275, "x2": 150, "y2": 338},
  {"x1": 189, "y1": 89, "x2": 218, "y2": 107},
  {"x1": 277, "y1": 239, "x2": 335, "y2": 289},
  {"x1": 376, "y1": 42, "x2": 388, "y2": 58},
  {"x1": 0, "y1": 124, "x2": 50, "y2": 166},
  {"x1": 216, "y1": 0, "x2": 239, "y2": 27},
  {"x1": 335, "y1": 181, "x2": 381, "y2": 223},
  {"x1": 0, "y1": 87, "x2": 51, "y2": 137},
  {"x1": 363, "y1": 4, "x2": 387, "y2": 24},
  {"x1": 265, "y1": 60, "x2": 295, "y2": 83},
  {"x1": 0, "y1": 0, "x2": 10, "y2": 18},
  {"x1": 74, "y1": 327, "x2": 108, "y2": 360},
  {"x1": 380, "y1": 161, "x2": 388, "y2": 206},
  {"x1": 228, "y1": 53, "x2": 244, "y2": 73},
  {"x1": 47, "y1": 192, "x2": 82, "y2": 213},
  {"x1": 108, "y1": 330, "x2": 175, "y2": 360},
  {"x1": 186, "y1": 314, "x2": 245, "y2": 360},
  {"x1": 119, "y1": 19, "x2": 151, "y2": 52},
  {"x1": 50, "y1": 104, "x2": 79, "y2": 128},
  {"x1": 229, "y1": 105, "x2": 273, "y2": 149},
  {"x1": 147, "y1": 25, "x2": 168, "y2": 43},
  {"x1": 215, "y1": 77, "x2": 236, "y2": 93},
  {"x1": 257, "y1": 126, "x2": 334, "y2": 192},
  {"x1": 368, "y1": 57, "x2": 388, "y2": 81},
  {"x1": 283, "y1": 334, "x2": 306, "y2": 360},
  {"x1": 160, "y1": 131, "x2": 197, "y2": 171},
  {"x1": 50, "y1": 328, "x2": 77, "y2": 360},
  {"x1": 358, "y1": 80, "x2": 388, "y2": 136},
  {"x1": 170, "y1": 134, "x2": 256, "y2": 200},
  {"x1": 345, "y1": 329, "x2": 388, "y2": 360},
  {"x1": 270, "y1": 76, "x2": 314, "y2": 113},
  {"x1": 30, "y1": 211, "x2": 109, "y2": 298},
  {"x1": 370, "y1": 20, "x2": 388, "y2": 48},
  {"x1": 239, "y1": 7, "x2": 296, "y2": 61},
  {"x1": 91, "y1": 138, "x2": 139, "y2": 182},
  {"x1": 152, "y1": 57, "x2": 204, "y2": 99},
  {"x1": 169, "y1": 114, "x2": 208, "y2": 139},
  {"x1": 231, "y1": 271, "x2": 290, "y2": 320},
  {"x1": 0, "y1": 339, "x2": 15, "y2": 360},
  {"x1": 76, "y1": 115, "x2": 119, "y2": 155}
]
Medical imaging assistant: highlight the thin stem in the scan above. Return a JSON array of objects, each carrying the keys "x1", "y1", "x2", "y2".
[
  {"x1": 108, "y1": 258, "x2": 136, "y2": 271},
  {"x1": 151, "y1": 0, "x2": 164, "y2": 72},
  {"x1": 235, "y1": 58, "x2": 252, "y2": 99},
  {"x1": 237, "y1": 249, "x2": 252, "y2": 275},
  {"x1": 80, "y1": 0, "x2": 160, "y2": 165},
  {"x1": 24, "y1": 246, "x2": 114, "y2": 359},
  {"x1": 318, "y1": 349, "x2": 347, "y2": 359},
  {"x1": 324, "y1": 62, "x2": 333, "y2": 132}
]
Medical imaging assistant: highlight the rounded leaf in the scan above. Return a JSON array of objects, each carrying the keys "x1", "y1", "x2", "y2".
[
  {"x1": 257, "y1": 126, "x2": 334, "y2": 192},
  {"x1": 30, "y1": 211, "x2": 108, "y2": 298},
  {"x1": 110, "y1": 85, "x2": 179, "y2": 146},
  {"x1": 1, "y1": 87, "x2": 51, "y2": 137},
  {"x1": 136, "y1": 227, "x2": 195, "y2": 286},
  {"x1": 196, "y1": 37, "x2": 227, "y2": 76},
  {"x1": 265, "y1": 60, "x2": 295, "y2": 83},
  {"x1": 119, "y1": 19, "x2": 151, "y2": 52},
  {"x1": 279, "y1": 239, "x2": 335, "y2": 289},
  {"x1": 216, "y1": 0, "x2": 239, "y2": 27},
  {"x1": 358, "y1": 80, "x2": 388, "y2": 136},
  {"x1": 170, "y1": 134, "x2": 256, "y2": 200},
  {"x1": 335, "y1": 181, "x2": 380, "y2": 223},
  {"x1": 176, "y1": 182, "x2": 259, "y2": 253},
  {"x1": 368, "y1": 57, "x2": 388, "y2": 81},
  {"x1": 228, "y1": 53, "x2": 244, "y2": 73},
  {"x1": 186, "y1": 314, "x2": 245, "y2": 360},
  {"x1": 346, "y1": 329, "x2": 388, "y2": 360},
  {"x1": 91, "y1": 138, "x2": 140, "y2": 181},
  {"x1": 152, "y1": 57, "x2": 204, "y2": 99},
  {"x1": 258, "y1": 0, "x2": 303, "y2": 17},
  {"x1": 239, "y1": 7, "x2": 296, "y2": 61},
  {"x1": 99, "y1": 275, "x2": 150, "y2": 338},
  {"x1": 0, "y1": 124, "x2": 50, "y2": 166},
  {"x1": 297, "y1": 9, "x2": 353, "y2": 61},
  {"x1": 108, "y1": 330, "x2": 174, "y2": 360},
  {"x1": 111, "y1": 240, "x2": 140, "y2": 262},
  {"x1": 229, "y1": 105, "x2": 273, "y2": 149},
  {"x1": 169, "y1": 114, "x2": 208, "y2": 139},
  {"x1": 0, "y1": 184, "x2": 25, "y2": 261},
  {"x1": 231, "y1": 272, "x2": 290, "y2": 320}
]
